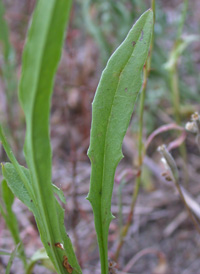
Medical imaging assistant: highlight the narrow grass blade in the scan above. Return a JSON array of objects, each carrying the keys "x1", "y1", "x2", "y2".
[
  {"x1": 0, "y1": 0, "x2": 12, "y2": 60},
  {"x1": 0, "y1": 249, "x2": 12, "y2": 256},
  {"x1": 0, "y1": 179, "x2": 27, "y2": 267},
  {"x1": 6, "y1": 243, "x2": 20, "y2": 274},
  {"x1": 87, "y1": 10, "x2": 153, "y2": 274},
  {"x1": 0, "y1": 0, "x2": 17, "y2": 127}
]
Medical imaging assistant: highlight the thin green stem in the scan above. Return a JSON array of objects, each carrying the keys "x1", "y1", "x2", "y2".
[
  {"x1": 0, "y1": 205, "x2": 27, "y2": 267},
  {"x1": 168, "y1": 0, "x2": 189, "y2": 183},
  {"x1": 177, "y1": 0, "x2": 188, "y2": 39},
  {"x1": 169, "y1": 64, "x2": 188, "y2": 169},
  {"x1": 117, "y1": 179, "x2": 126, "y2": 240},
  {"x1": 170, "y1": 66, "x2": 180, "y2": 125}
]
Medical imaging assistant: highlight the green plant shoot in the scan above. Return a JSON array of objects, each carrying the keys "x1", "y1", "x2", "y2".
[
  {"x1": 0, "y1": 0, "x2": 82, "y2": 273},
  {"x1": 87, "y1": 9, "x2": 153, "y2": 274},
  {"x1": 0, "y1": 179, "x2": 26, "y2": 267}
]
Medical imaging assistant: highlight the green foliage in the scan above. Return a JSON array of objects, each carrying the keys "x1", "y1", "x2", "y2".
[
  {"x1": 1, "y1": 162, "x2": 79, "y2": 273},
  {"x1": 18, "y1": 0, "x2": 81, "y2": 272},
  {"x1": 0, "y1": 0, "x2": 82, "y2": 273},
  {"x1": 164, "y1": 35, "x2": 200, "y2": 72},
  {"x1": 0, "y1": 0, "x2": 17, "y2": 139},
  {"x1": 82, "y1": 0, "x2": 146, "y2": 64},
  {"x1": 0, "y1": 1, "x2": 155, "y2": 273},
  {"x1": 26, "y1": 248, "x2": 55, "y2": 274},
  {"x1": 0, "y1": 179, "x2": 26, "y2": 267},
  {"x1": 87, "y1": 9, "x2": 153, "y2": 274},
  {"x1": 0, "y1": 249, "x2": 12, "y2": 256},
  {"x1": 0, "y1": 0, "x2": 12, "y2": 60},
  {"x1": 6, "y1": 243, "x2": 20, "y2": 274}
]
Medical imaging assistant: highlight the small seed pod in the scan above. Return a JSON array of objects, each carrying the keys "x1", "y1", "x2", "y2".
[{"x1": 158, "y1": 145, "x2": 179, "y2": 182}]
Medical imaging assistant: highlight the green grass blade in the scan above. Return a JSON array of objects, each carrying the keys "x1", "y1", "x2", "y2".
[
  {"x1": 0, "y1": 125, "x2": 35, "y2": 201},
  {"x1": 82, "y1": 0, "x2": 111, "y2": 64},
  {"x1": 0, "y1": 0, "x2": 12, "y2": 60},
  {"x1": 0, "y1": 0, "x2": 17, "y2": 128},
  {"x1": 0, "y1": 249, "x2": 12, "y2": 256},
  {"x1": 0, "y1": 179, "x2": 27, "y2": 267},
  {"x1": 87, "y1": 9, "x2": 153, "y2": 274},
  {"x1": 6, "y1": 243, "x2": 20, "y2": 274},
  {"x1": 18, "y1": 0, "x2": 81, "y2": 273}
]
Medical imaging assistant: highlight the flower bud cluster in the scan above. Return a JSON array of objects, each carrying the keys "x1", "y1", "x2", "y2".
[
  {"x1": 185, "y1": 112, "x2": 200, "y2": 134},
  {"x1": 185, "y1": 112, "x2": 200, "y2": 150}
]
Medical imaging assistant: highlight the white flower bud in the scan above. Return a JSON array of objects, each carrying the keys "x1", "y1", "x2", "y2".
[
  {"x1": 185, "y1": 121, "x2": 198, "y2": 133},
  {"x1": 191, "y1": 112, "x2": 200, "y2": 122}
]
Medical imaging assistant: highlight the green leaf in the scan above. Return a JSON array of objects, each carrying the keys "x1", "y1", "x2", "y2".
[
  {"x1": 6, "y1": 243, "x2": 20, "y2": 274},
  {"x1": 2, "y1": 162, "x2": 82, "y2": 274},
  {"x1": 87, "y1": 9, "x2": 153, "y2": 274},
  {"x1": 17, "y1": 0, "x2": 81, "y2": 273},
  {"x1": 1, "y1": 179, "x2": 14, "y2": 211},
  {"x1": 53, "y1": 184, "x2": 66, "y2": 204},
  {"x1": 26, "y1": 248, "x2": 55, "y2": 274},
  {"x1": 164, "y1": 35, "x2": 200, "y2": 70},
  {"x1": 0, "y1": 0, "x2": 17, "y2": 123},
  {"x1": 1, "y1": 164, "x2": 38, "y2": 214},
  {"x1": 0, "y1": 249, "x2": 12, "y2": 256},
  {"x1": 1, "y1": 163, "x2": 49, "y2": 266},
  {"x1": 0, "y1": 126, "x2": 34, "y2": 201},
  {"x1": 0, "y1": 179, "x2": 27, "y2": 267},
  {"x1": 0, "y1": 0, "x2": 12, "y2": 60},
  {"x1": 0, "y1": 179, "x2": 18, "y2": 240}
]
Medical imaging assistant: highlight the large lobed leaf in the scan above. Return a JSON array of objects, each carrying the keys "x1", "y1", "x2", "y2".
[{"x1": 87, "y1": 9, "x2": 153, "y2": 274}]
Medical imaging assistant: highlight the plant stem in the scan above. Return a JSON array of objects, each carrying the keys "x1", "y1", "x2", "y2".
[
  {"x1": 159, "y1": 144, "x2": 200, "y2": 233},
  {"x1": 114, "y1": 0, "x2": 155, "y2": 261},
  {"x1": 170, "y1": 66, "x2": 180, "y2": 125},
  {"x1": 175, "y1": 181, "x2": 200, "y2": 234},
  {"x1": 169, "y1": 62, "x2": 188, "y2": 182}
]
